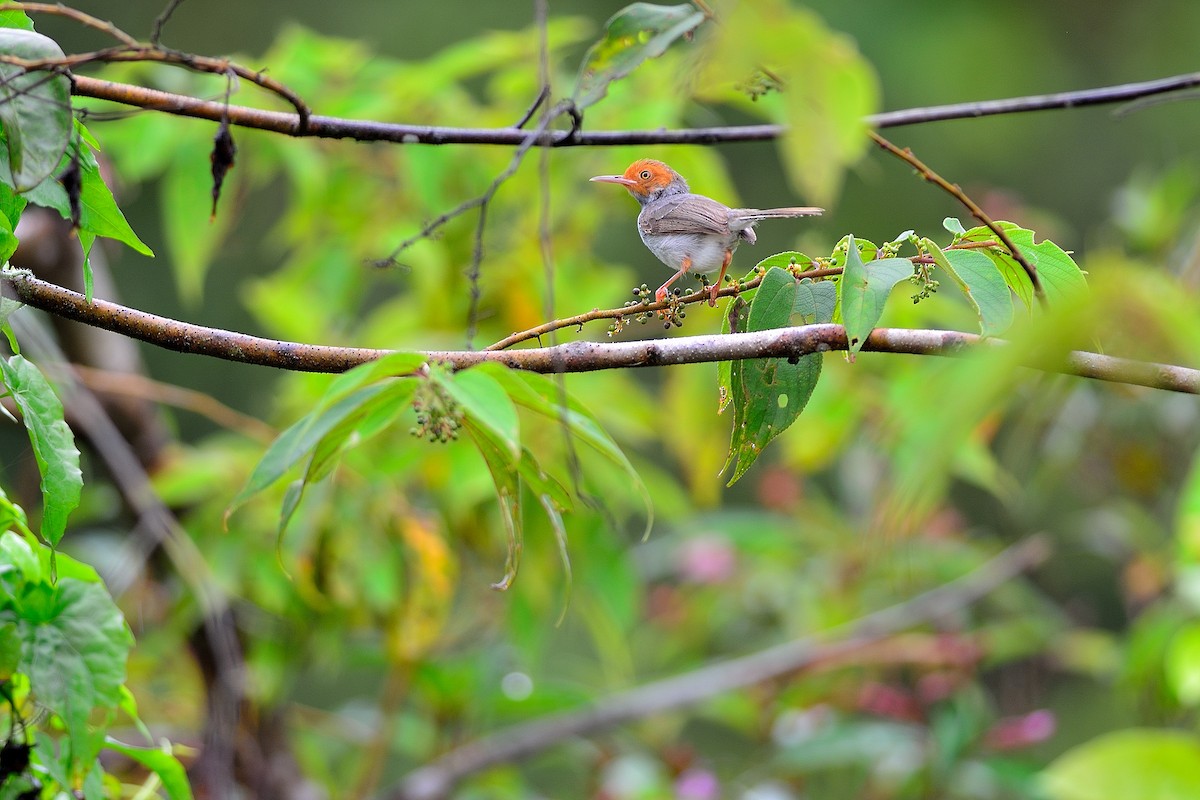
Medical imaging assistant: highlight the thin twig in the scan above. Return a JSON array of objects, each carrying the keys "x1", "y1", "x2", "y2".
[
  {"x1": 870, "y1": 131, "x2": 1044, "y2": 302},
  {"x1": 387, "y1": 535, "x2": 1052, "y2": 800},
  {"x1": 0, "y1": 2, "x2": 311, "y2": 128},
  {"x1": 150, "y1": 0, "x2": 186, "y2": 46},
  {"x1": 69, "y1": 70, "x2": 1200, "y2": 146},
  {"x1": 3, "y1": 271, "x2": 1198, "y2": 393}
]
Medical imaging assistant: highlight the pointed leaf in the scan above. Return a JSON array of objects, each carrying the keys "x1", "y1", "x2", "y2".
[
  {"x1": 960, "y1": 222, "x2": 1086, "y2": 308},
  {"x1": 839, "y1": 238, "x2": 911, "y2": 356},
  {"x1": 438, "y1": 367, "x2": 520, "y2": 460},
  {"x1": 927, "y1": 241, "x2": 1014, "y2": 336},
  {"x1": 723, "y1": 267, "x2": 822, "y2": 484},
  {"x1": 0, "y1": 355, "x2": 81, "y2": 546},
  {"x1": 230, "y1": 382, "x2": 392, "y2": 510},
  {"x1": 0, "y1": 29, "x2": 71, "y2": 191},
  {"x1": 572, "y1": 3, "x2": 706, "y2": 109}
]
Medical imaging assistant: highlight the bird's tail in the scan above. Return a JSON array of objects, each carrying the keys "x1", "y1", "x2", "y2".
[{"x1": 732, "y1": 206, "x2": 824, "y2": 223}]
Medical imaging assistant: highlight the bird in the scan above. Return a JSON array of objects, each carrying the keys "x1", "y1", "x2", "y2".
[{"x1": 591, "y1": 159, "x2": 823, "y2": 306}]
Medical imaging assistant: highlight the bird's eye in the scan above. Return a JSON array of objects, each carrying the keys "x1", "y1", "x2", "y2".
[{"x1": 639, "y1": 170, "x2": 652, "y2": 180}]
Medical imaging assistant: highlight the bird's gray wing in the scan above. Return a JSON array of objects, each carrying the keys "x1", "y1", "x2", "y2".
[{"x1": 638, "y1": 194, "x2": 733, "y2": 237}]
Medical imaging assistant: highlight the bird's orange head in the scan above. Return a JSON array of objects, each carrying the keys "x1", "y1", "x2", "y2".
[{"x1": 590, "y1": 159, "x2": 688, "y2": 203}]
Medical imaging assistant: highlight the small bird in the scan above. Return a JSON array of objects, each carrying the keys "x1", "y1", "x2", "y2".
[{"x1": 591, "y1": 159, "x2": 823, "y2": 305}]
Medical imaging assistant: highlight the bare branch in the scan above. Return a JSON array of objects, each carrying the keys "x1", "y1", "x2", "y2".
[
  {"x1": 387, "y1": 535, "x2": 1052, "y2": 800},
  {"x1": 70, "y1": 70, "x2": 1200, "y2": 146},
  {"x1": 3, "y1": 271, "x2": 1198, "y2": 393}
]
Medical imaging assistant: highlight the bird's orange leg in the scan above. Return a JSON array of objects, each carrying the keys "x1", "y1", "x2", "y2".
[
  {"x1": 655, "y1": 256, "x2": 692, "y2": 304},
  {"x1": 709, "y1": 250, "x2": 733, "y2": 306}
]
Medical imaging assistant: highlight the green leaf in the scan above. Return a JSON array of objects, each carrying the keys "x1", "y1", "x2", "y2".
[
  {"x1": 0, "y1": 10, "x2": 34, "y2": 30},
  {"x1": 104, "y1": 739, "x2": 193, "y2": 800},
  {"x1": 717, "y1": 294, "x2": 751, "y2": 414},
  {"x1": 1041, "y1": 729, "x2": 1200, "y2": 800},
  {"x1": 722, "y1": 267, "x2": 822, "y2": 485},
  {"x1": 18, "y1": 579, "x2": 133, "y2": 759},
  {"x1": 77, "y1": 140, "x2": 153, "y2": 256},
  {"x1": 230, "y1": 382, "x2": 394, "y2": 510},
  {"x1": 839, "y1": 237, "x2": 912, "y2": 357},
  {"x1": 572, "y1": 3, "x2": 706, "y2": 109},
  {"x1": 792, "y1": 278, "x2": 837, "y2": 324},
  {"x1": 0, "y1": 29, "x2": 71, "y2": 192},
  {"x1": 483, "y1": 365, "x2": 653, "y2": 538},
  {"x1": 0, "y1": 180, "x2": 25, "y2": 262},
  {"x1": 926, "y1": 242, "x2": 1014, "y2": 337},
  {"x1": 943, "y1": 217, "x2": 966, "y2": 235},
  {"x1": 438, "y1": 367, "x2": 521, "y2": 460},
  {"x1": 0, "y1": 355, "x2": 82, "y2": 547},
  {"x1": 960, "y1": 222, "x2": 1086, "y2": 308}
]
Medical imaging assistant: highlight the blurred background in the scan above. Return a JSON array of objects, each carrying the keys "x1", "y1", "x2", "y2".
[{"x1": 7, "y1": 1, "x2": 1200, "y2": 798}]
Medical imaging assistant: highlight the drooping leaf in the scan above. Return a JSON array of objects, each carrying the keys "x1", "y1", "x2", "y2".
[
  {"x1": 838, "y1": 237, "x2": 912, "y2": 357},
  {"x1": 481, "y1": 364, "x2": 653, "y2": 538},
  {"x1": 925, "y1": 240, "x2": 1014, "y2": 337},
  {"x1": 103, "y1": 740, "x2": 193, "y2": 800},
  {"x1": 230, "y1": 382, "x2": 395, "y2": 512},
  {"x1": 722, "y1": 266, "x2": 822, "y2": 485},
  {"x1": 572, "y1": 3, "x2": 706, "y2": 109},
  {"x1": 0, "y1": 355, "x2": 81, "y2": 547},
  {"x1": 438, "y1": 367, "x2": 521, "y2": 460},
  {"x1": 0, "y1": 29, "x2": 71, "y2": 191},
  {"x1": 1041, "y1": 729, "x2": 1200, "y2": 800}
]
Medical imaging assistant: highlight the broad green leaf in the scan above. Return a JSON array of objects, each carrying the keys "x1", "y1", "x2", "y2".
[
  {"x1": 723, "y1": 267, "x2": 822, "y2": 485},
  {"x1": 0, "y1": 530, "x2": 40, "y2": 585},
  {"x1": 0, "y1": 355, "x2": 82, "y2": 547},
  {"x1": 839, "y1": 238, "x2": 911, "y2": 357},
  {"x1": 0, "y1": 10, "x2": 34, "y2": 30},
  {"x1": 0, "y1": 29, "x2": 71, "y2": 191},
  {"x1": 943, "y1": 216, "x2": 966, "y2": 235},
  {"x1": 18, "y1": 579, "x2": 133, "y2": 758},
  {"x1": 792, "y1": 278, "x2": 837, "y2": 324},
  {"x1": 926, "y1": 241, "x2": 1014, "y2": 337},
  {"x1": 960, "y1": 222, "x2": 1086, "y2": 308},
  {"x1": 572, "y1": 3, "x2": 706, "y2": 109},
  {"x1": 1041, "y1": 729, "x2": 1200, "y2": 800},
  {"x1": 103, "y1": 740, "x2": 193, "y2": 800},
  {"x1": 754, "y1": 251, "x2": 815, "y2": 272},
  {"x1": 438, "y1": 367, "x2": 521, "y2": 460}
]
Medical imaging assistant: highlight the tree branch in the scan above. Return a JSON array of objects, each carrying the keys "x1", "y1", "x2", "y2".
[
  {"x1": 4, "y1": 270, "x2": 1198, "y2": 393},
  {"x1": 870, "y1": 131, "x2": 1044, "y2": 301},
  {"x1": 387, "y1": 535, "x2": 1052, "y2": 800},
  {"x1": 70, "y1": 70, "x2": 1200, "y2": 146}
]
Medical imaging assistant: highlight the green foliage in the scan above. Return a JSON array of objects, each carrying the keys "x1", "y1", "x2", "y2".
[
  {"x1": 0, "y1": 354, "x2": 80, "y2": 548},
  {"x1": 721, "y1": 266, "x2": 823, "y2": 485},
  {"x1": 572, "y1": 3, "x2": 705, "y2": 110},
  {"x1": 0, "y1": 28, "x2": 71, "y2": 192}
]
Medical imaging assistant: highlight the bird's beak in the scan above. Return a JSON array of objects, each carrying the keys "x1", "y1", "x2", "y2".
[{"x1": 590, "y1": 174, "x2": 637, "y2": 186}]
